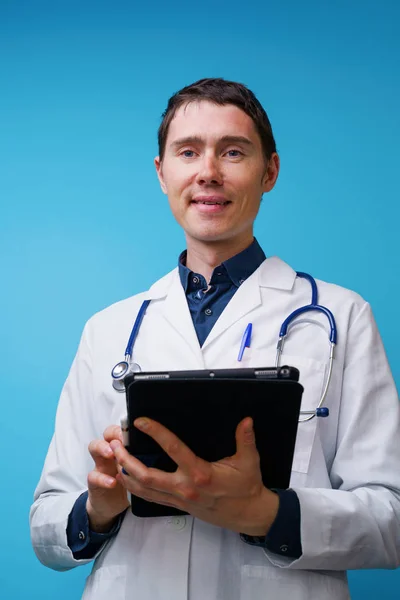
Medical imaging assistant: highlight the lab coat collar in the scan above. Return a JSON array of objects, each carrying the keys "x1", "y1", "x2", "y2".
[
  {"x1": 144, "y1": 257, "x2": 296, "y2": 352},
  {"x1": 258, "y1": 255, "x2": 297, "y2": 290},
  {"x1": 146, "y1": 268, "x2": 203, "y2": 363},
  {"x1": 146, "y1": 256, "x2": 296, "y2": 301},
  {"x1": 146, "y1": 268, "x2": 178, "y2": 300}
]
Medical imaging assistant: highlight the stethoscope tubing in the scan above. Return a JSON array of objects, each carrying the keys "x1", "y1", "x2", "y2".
[
  {"x1": 124, "y1": 299, "x2": 151, "y2": 360},
  {"x1": 112, "y1": 271, "x2": 336, "y2": 421},
  {"x1": 275, "y1": 271, "x2": 337, "y2": 421}
]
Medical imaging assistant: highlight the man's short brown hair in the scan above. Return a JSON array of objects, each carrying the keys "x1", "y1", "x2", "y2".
[{"x1": 158, "y1": 78, "x2": 277, "y2": 161}]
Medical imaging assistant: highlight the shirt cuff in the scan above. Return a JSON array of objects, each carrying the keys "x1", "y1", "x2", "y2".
[
  {"x1": 66, "y1": 491, "x2": 125, "y2": 559},
  {"x1": 240, "y1": 488, "x2": 302, "y2": 559}
]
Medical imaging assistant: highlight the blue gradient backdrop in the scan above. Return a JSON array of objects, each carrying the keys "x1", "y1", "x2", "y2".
[{"x1": 1, "y1": 1, "x2": 399, "y2": 598}]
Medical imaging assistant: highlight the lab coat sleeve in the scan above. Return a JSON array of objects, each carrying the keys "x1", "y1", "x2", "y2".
[
  {"x1": 265, "y1": 301, "x2": 400, "y2": 570},
  {"x1": 30, "y1": 323, "x2": 107, "y2": 571}
]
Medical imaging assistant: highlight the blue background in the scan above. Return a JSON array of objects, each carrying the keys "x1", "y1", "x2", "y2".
[{"x1": 1, "y1": 1, "x2": 399, "y2": 598}]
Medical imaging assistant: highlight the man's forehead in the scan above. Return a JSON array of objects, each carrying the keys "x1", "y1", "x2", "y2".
[{"x1": 166, "y1": 100, "x2": 259, "y2": 144}]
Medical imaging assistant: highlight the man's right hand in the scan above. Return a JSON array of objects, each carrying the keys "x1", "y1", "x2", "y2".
[{"x1": 86, "y1": 425, "x2": 130, "y2": 532}]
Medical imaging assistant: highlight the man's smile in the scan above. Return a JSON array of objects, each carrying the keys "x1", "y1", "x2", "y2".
[{"x1": 190, "y1": 195, "x2": 232, "y2": 213}]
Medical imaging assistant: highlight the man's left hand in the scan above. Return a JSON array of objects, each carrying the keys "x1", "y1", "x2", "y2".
[{"x1": 109, "y1": 416, "x2": 279, "y2": 536}]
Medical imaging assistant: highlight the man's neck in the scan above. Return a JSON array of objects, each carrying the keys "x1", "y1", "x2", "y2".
[{"x1": 185, "y1": 234, "x2": 254, "y2": 282}]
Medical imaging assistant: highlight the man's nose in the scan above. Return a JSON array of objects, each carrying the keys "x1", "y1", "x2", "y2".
[{"x1": 196, "y1": 154, "x2": 223, "y2": 186}]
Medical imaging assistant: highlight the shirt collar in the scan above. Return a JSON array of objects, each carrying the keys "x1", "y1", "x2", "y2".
[
  {"x1": 178, "y1": 251, "x2": 191, "y2": 291},
  {"x1": 178, "y1": 238, "x2": 266, "y2": 292}
]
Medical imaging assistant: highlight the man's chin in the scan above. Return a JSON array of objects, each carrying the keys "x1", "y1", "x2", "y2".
[{"x1": 184, "y1": 228, "x2": 241, "y2": 245}]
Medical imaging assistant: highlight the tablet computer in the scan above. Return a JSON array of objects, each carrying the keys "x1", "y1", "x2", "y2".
[{"x1": 124, "y1": 365, "x2": 303, "y2": 517}]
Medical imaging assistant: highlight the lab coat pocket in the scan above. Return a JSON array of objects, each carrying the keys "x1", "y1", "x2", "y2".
[
  {"x1": 82, "y1": 565, "x2": 127, "y2": 600},
  {"x1": 249, "y1": 350, "x2": 326, "y2": 475},
  {"x1": 283, "y1": 354, "x2": 326, "y2": 475},
  {"x1": 240, "y1": 565, "x2": 302, "y2": 598}
]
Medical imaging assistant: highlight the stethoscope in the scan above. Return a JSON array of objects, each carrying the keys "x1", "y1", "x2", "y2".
[{"x1": 111, "y1": 272, "x2": 337, "y2": 422}]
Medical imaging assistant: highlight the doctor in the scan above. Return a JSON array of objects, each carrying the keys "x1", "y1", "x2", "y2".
[{"x1": 30, "y1": 78, "x2": 400, "y2": 600}]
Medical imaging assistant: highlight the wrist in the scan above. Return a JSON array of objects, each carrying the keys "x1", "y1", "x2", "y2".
[
  {"x1": 86, "y1": 498, "x2": 120, "y2": 533},
  {"x1": 240, "y1": 487, "x2": 279, "y2": 537}
]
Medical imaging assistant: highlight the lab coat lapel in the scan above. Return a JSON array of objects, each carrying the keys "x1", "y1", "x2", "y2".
[
  {"x1": 202, "y1": 268, "x2": 262, "y2": 349},
  {"x1": 146, "y1": 257, "x2": 296, "y2": 360},
  {"x1": 160, "y1": 270, "x2": 205, "y2": 365},
  {"x1": 201, "y1": 257, "x2": 297, "y2": 349}
]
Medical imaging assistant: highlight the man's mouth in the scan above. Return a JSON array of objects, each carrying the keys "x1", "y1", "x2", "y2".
[
  {"x1": 192, "y1": 200, "x2": 230, "y2": 205},
  {"x1": 191, "y1": 196, "x2": 231, "y2": 206}
]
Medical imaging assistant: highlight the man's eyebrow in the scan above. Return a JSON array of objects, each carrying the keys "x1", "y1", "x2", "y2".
[
  {"x1": 170, "y1": 136, "x2": 203, "y2": 149},
  {"x1": 169, "y1": 135, "x2": 254, "y2": 149},
  {"x1": 219, "y1": 135, "x2": 254, "y2": 146}
]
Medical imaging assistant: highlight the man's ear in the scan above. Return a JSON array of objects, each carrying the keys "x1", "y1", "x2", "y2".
[
  {"x1": 154, "y1": 156, "x2": 167, "y2": 194},
  {"x1": 262, "y1": 152, "x2": 280, "y2": 193}
]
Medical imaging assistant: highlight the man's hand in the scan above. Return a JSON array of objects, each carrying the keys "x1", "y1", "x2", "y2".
[
  {"x1": 110, "y1": 417, "x2": 279, "y2": 536},
  {"x1": 86, "y1": 425, "x2": 130, "y2": 532}
]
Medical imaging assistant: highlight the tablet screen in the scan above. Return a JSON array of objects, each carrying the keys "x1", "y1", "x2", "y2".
[{"x1": 125, "y1": 368, "x2": 303, "y2": 517}]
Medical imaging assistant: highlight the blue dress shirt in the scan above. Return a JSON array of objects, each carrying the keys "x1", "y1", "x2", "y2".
[{"x1": 67, "y1": 238, "x2": 302, "y2": 559}]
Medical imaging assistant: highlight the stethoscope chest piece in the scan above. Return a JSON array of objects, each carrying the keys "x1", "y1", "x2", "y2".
[{"x1": 111, "y1": 360, "x2": 141, "y2": 392}]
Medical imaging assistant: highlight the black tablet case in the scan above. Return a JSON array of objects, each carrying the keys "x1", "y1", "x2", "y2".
[{"x1": 125, "y1": 367, "x2": 303, "y2": 517}]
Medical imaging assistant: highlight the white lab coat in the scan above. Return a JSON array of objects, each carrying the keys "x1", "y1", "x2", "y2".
[{"x1": 30, "y1": 257, "x2": 400, "y2": 600}]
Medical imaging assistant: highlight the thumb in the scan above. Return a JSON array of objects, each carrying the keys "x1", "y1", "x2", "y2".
[{"x1": 235, "y1": 417, "x2": 259, "y2": 464}]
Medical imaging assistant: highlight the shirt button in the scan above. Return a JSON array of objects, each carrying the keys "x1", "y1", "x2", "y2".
[
  {"x1": 192, "y1": 276, "x2": 200, "y2": 284},
  {"x1": 205, "y1": 308, "x2": 212, "y2": 316},
  {"x1": 167, "y1": 516, "x2": 187, "y2": 531},
  {"x1": 239, "y1": 278, "x2": 245, "y2": 285},
  {"x1": 279, "y1": 544, "x2": 289, "y2": 553},
  {"x1": 78, "y1": 531, "x2": 86, "y2": 541}
]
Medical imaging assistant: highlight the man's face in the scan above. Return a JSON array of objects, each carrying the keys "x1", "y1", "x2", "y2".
[{"x1": 155, "y1": 101, "x2": 279, "y2": 245}]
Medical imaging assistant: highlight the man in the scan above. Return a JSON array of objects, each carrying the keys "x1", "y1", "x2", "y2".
[{"x1": 30, "y1": 78, "x2": 400, "y2": 600}]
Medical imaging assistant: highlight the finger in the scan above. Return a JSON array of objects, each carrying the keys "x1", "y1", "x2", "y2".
[
  {"x1": 115, "y1": 457, "x2": 201, "y2": 501},
  {"x1": 235, "y1": 418, "x2": 260, "y2": 466},
  {"x1": 111, "y1": 440, "x2": 193, "y2": 497},
  {"x1": 133, "y1": 417, "x2": 207, "y2": 477},
  {"x1": 116, "y1": 472, "x2": 185, "y2": 510},
  {"x1": 110, "y1": 441, "x2": 158, "y2": 483},
  {"x1": 88, "y1": 439, "x2": 114, "y2": 463},
  {"x1": 103, "y1": 424, "x2": 123, "y2": 444},
  {"x1": 87, "y1": 469, "x2": 117, "y2": 490}
]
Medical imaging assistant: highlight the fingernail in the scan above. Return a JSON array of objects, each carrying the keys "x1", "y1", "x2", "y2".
[
  {"x1": 110, "y1": 440, "x2": 120, "y2": 451},
  {"x1": 135, "y1": 418, "x2": 149, "y2": 430},
  {"x1": 244, "y1": 420, "x2": 254, "y2": 441},
  {"x1": 106, "y1": 477, "x2": 115, "y2": 486},
  {"x1": 245, "y1": 418, "x2": 253, "y2": 432}
]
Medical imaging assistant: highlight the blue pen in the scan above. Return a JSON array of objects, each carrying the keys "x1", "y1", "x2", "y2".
[{"x1": 237, "y1": 323, "x2": 252, "y2": 361}]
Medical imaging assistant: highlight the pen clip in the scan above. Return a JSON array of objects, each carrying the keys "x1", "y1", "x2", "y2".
[{"x1": 237, "y1": 323, "x2": 252, "y2": 362}]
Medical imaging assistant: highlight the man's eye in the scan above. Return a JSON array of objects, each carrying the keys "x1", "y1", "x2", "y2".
[
  {"x1": 226, "y1": 150, "x2": 242, "y2": 157},
  {"x1": 181, "y1": 150, "x2": 195, "y2": 158}
]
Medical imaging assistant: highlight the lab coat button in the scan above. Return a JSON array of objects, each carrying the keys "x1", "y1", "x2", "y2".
[
  {"x1": 78, "y1": 531, "x2": 86, "y2": 541},
  {"x1": 171, "y1": 516, "x2": 186, "y2": 531}
]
